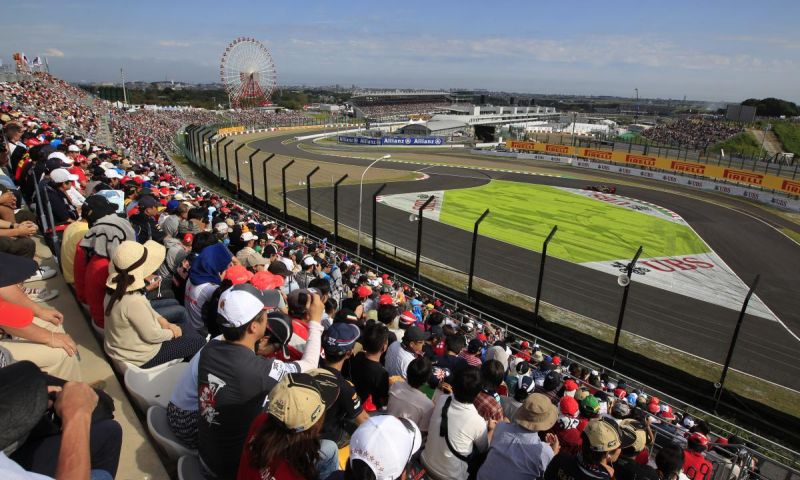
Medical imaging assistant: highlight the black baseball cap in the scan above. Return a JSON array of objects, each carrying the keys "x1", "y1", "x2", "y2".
[
  {"x1": 268, "y1": 260, "x2": 291, "y2": 277},
  {"x1": 0, "y1": 361, "x2": 49, "y2": 451},
  {"x1": 403, "y1": 326, "x2": 430, "y2": 342},
  {"x1": 267, "y1": 311, "x2": 294, "y2": 358}
]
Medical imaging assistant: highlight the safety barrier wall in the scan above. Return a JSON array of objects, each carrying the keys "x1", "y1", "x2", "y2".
[
  {"x1": 173, "y1": 129, "x2": 800, "y2": 474},
  {"x1": 478, "y1": 148, "x2": 800, "y2": 212},
  {"x1": 506, "y1": 140, "x2": 800, "y2": 197}
]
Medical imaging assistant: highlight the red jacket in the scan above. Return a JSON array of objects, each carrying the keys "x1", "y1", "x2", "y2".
[
  {"x1": 85, "y1": 256, "x2": 110, "y2": 328},
  {"x1": 73, "y1": 246, "x2": 89, "y2": 305},
  {"x1": 683, "y1": 450, "x2": 714, "y2": 480}
]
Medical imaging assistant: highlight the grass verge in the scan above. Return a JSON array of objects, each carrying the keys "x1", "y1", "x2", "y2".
[
  {"x1": 711, "y1": 132, "x2": 763, "y2": 157},
  {"x1": 772, "y1": 122, "x2": 800, "y2": 157}
]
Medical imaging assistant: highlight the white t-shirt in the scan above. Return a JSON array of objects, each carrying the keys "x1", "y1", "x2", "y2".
[
  {"x1": 0, "y1": 452, "x2": 52, "y2": 479},
  {"x1": 387, "y1": 381, "x2": 434, "y2": 432},
  {"x1": 385, "y1": 341, "x2": 416, "y2": 378},
  {"x1": 422, "y1": 394, "x2": 489, "y2": 480},
  {"x1": 184, "y1": 281, "x2": 219, "y2": 332}
]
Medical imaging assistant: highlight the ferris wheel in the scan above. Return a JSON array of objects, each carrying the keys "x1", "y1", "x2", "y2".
[{"x1": 220, "y1": 37, "x2": 277, "y2": 108}]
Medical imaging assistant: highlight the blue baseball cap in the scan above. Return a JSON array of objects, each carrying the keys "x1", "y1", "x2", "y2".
[{"x1": 322, "y1": 323, "x2": 360, "y2": 354}]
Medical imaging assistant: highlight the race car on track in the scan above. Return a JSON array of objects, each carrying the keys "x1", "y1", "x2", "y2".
[{"x1": 583, "y1": 185, "x2": 617, "y2": 194}]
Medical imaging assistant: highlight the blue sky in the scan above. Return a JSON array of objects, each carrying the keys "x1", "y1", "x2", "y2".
[{"x1": 2, "y1": 0, "x2": 799, "y2": 101}]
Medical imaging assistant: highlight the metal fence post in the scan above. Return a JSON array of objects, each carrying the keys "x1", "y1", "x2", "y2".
[
  {"x1": 281, "y1": 159, "x2": 295, "y2": 221},
  {"x1": 231, "y1": 144, "x2": 245, "y2": 188},
  {"x1": 306, "y1": 166, "x2": 321, "y2": 228},
  {"x1": 215, "y1": 138, "x2": 223, "y2": 177},
  {"x1": 467, "y1": 209, "x2": 490, "y2": 303},
  {"x1": 714, "y1": 274, "x2": 760, "y2": 412},
  {"x1": 372, "y1": 183, "x2": 387, "y2": 256},
  {"x1": 534, "y1": 225, "x2": 558, "y2": 325},
  {"x1": 611, "y1": 245, "x2": 643, "y2": 367},
  {"x1": 247, "y1": 149, "x2": 260, "y2": 198},
  {"x1": 415, "y1": 195, "x2": 436, "y2": 280},
  {"x1": 222, "y1": 139, "x2": 235, "y2": 183},
  {"x1": 333, "y1": 174, "x2": 349, "y2": 244},
  {"x1": 260, "y1": 153, "x2": 274, "y2": 209},
  {"x1": 201, "y1": 131, "x2": 213, "y2": 168}
]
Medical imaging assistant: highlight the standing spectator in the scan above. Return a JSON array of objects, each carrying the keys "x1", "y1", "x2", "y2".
[
  {"x1": 320, "y1": 323, "x2": 369, "y2": 447},
  {"x1": 197, "y1": 284, "x2": 323, "y2": 479},
  {"x1": 683, "y1": 433, "x2": 714, "y2": 480},
  {"x1": 474, "y1": 359, "x2": 505, "y2": 422},
  {"x1": 349, "y1": 322, "x2": 390, "y2": 411},
  {"x1": 385, "y1": 326, "x2": 429, "y2": 378},
  {"x1": 422, "y1": 366, "x2": 494, "y2": 480},
  {"x1": 237, "y1": 370, "x2": 341, "y2": 480},
  {"x1": 387, "y1": 356, "x2": 435, "y2": 433},
  {"x1": 477, "y1": 393, "x2": 560, "y2": 480}
]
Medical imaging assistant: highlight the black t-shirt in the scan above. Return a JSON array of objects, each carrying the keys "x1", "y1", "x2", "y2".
[
  {"x1": 348, "y1": 352, "x2": 390, "y2": 409},
  {"x1": 320, "y1": 365, "x2": 363, "y2": 447},
  {"x1": 340, "y1": 297, "x2": 361, "y2": 312},
  {"x1": 198, "y1": 340, "x2": 300, "y2": 479},
  {"x1": 614, "y1": 457, "x2": 660, "y2": 480},
  {"x1": 544, "y1": 453, "x2": 612, "y2": 480},
  {"x1": 430, "y1": 353, "x2": 468, "y2": 385}
]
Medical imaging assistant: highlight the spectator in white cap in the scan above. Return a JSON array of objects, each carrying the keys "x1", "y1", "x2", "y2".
[
  {"x1": 335, "y1": 415, "x2": 423, "y2": 480},
  {"x1": 236, "y1": 231, "x2": 266, "y2": 271},
  {"x1": 43, "y1": 168, "x2": 79, "y2": 228},
  {"x1": 197, "y1": 283, "x2": 325, "y2": 479},
  {"x1": 295, "y1": 254, "x2": 320, "y2": 290}
]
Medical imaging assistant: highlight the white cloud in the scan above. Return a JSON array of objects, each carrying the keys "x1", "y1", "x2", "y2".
[
  {"x1": 44, "y1": 48, "x2": 64, "y2": 57},
  {"x1": 158, "y1": 40, "x2": 192, "y2": 48}
]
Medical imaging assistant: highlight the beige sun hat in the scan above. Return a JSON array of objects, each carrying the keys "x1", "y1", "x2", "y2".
[{"x1": 106, "y1": 240, "x2": 166, "y2": 292}]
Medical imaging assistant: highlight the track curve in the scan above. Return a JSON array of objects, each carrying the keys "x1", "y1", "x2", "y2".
[{"x1": 250, "y1": 133, "x2": 800, "y2": 388}]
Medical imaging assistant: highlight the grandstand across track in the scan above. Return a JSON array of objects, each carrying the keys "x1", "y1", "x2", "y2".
[{"x1": 247, "y1": 132, "x2": 800, "y2": 389}]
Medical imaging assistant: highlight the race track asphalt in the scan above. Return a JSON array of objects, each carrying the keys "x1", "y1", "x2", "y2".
[{"x1": 250, "y1": 134, "x2": 800, "y2": 389}]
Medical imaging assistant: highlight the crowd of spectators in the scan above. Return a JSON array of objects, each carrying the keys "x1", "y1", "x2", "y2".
[
  {"x1": 352, "y1": 102, "x2": 451, "y2": 120},
  {"x1": 640, "y1": 119, "x2": 742, "y2": 149},
  {"x1": 0, "y1": 73, "x2": 760, "y2": 480}
]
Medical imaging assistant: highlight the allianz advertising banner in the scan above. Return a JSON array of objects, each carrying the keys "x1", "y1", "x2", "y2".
[{"x1": 338, "y1": 135, "x2": 444, "y2": 146}]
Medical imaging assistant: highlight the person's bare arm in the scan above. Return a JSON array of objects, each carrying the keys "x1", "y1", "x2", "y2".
[
  {"x1": 1, "y1": 322, "x2": 78, "y2": 356},
  {"x1": 0, "y1": 221, "x2": 36, "y2": 237},
  {"x1": 54, "y1": 382, "x2": 98, "y2": 480},
  {"x1": 0, "y1": 285, "x2": 63, "y2": 326}
]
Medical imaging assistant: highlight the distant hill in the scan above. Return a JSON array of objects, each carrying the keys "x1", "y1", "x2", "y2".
[{"x1": 741, "y1": 97, "x2": 799, "y2": 117}]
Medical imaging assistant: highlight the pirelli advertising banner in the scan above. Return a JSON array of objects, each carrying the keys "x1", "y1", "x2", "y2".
[
  {"x1": 218, "y1": 126, "x2": 246, "y2": 135},
  {"x1": 507, "y1": 141, "x2": 800, "y2": 196}
]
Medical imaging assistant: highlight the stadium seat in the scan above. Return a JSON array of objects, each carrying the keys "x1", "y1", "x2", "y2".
[
  {"x1": 109, "y1": 355, "x2": 179, "y2": 376},
  {"x1": 124, "y1": 361, "x2": 188, "y2": 411},
  {"x1": 177, "y1": 455, "x2": 204, "y2": 480},
  {"x1": 147, "y1": 406, "x2": 197, "y2": 461}
]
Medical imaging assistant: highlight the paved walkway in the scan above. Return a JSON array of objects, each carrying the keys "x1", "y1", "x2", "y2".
[{"x1": 31, "y1": 238, "x2": 169, "y2": 480}]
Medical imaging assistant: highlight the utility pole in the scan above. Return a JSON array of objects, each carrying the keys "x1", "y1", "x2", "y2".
[
  {"x1": 634, "y1": 88, "x2": 639, "y2": 123},
  {"x1": 120, "y1": 68, "x2": 128, "y2": 106}
]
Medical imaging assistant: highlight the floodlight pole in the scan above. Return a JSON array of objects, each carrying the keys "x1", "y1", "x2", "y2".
[
  {"x1": 281, "y1": 159, "x2": 295, "y2": 220},
  {"x1": 333, "y1": 174, "x2": 349, "y2": 244},
  {"x1": 713, "y1": 274, "x2": 760, "y2": 412},
  {"x1": 611, "y1": 245, "x2": 643, "y2": 367},
  {"x1": 357, "y1": 155, "x2": 391, "y2": 256},
  {"x1": 371, "y1": 183, "x2": 387, "y2": 256},
  {"x1": 534, "y1": 225, "x2": 558, "y2": 325},
  {"x1": 467, "y1": 209, "x2": 491, "y2": 303},
  {"x1": 414, "y1": 195, "x2": 436, "y2": 280},
  {"x1": 306, "y1": 166, "x2": 321, "y2": 228}
]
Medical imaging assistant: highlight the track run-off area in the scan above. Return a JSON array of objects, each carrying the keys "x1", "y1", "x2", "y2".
[{"x1": 233, "y1": 130, "x2": 800, "y2": 390}]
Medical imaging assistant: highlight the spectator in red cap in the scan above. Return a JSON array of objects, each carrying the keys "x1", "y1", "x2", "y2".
[{"x1": 683, "y1": 433, "x2": 713, "y2": 480}]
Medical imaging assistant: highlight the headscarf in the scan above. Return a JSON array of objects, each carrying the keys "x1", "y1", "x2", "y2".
[
  {"x1": 79, "y1": 213, "x2": 135, "y2": 258},
  {"x1": 189, "y1": 242, "x2": 233, "y2": 286}
]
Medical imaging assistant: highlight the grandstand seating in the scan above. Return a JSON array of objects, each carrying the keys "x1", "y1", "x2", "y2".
[{"x1": 147, "y1": 406, "x2": 198, "y2": 461}]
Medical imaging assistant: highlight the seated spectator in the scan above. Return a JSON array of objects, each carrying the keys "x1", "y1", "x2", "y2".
[
  {"x1": 387, "y1": 356, "x2": 435, "y2": 433},
  {"x1": 385, "y1": 326, "x2": 429, "y2": 378},
  {"x1": 185, "y1": 242, "x2": 235, "y2": 334},
  {"x1": 238, "y1": 369, "x2": 341, "y2": 480},
  {"x1": 320, "y1": 323, "x2": 369, "y2": 447},
  {"x1": 477, "y1": 393, "x2": 560, "y2": 480},
  {"x1": 458, "y1": 338, "x2": 484, "y2": 367},
  {"x1": 197, "y1": 284, "x2": 323, "y2": 479},
  {"x1": 103, "y1": 240, "x2": 205, "y2": 368},
  {"x1": 422, "y1": 366, "x2": 493, "y2": 480},
  {"x1": 474, "y1": 359, "x2": 506, "y2": 422},
  {"x1": 336, "y1": 415, "x2": 423, "y2": 480},
  {"x1": 535, "y1": 370, "x2": 564, "y2": 405},
  {"x1": 544, "y1": 418, "x2": 636, "y2": 480},
  {"x1": 349, "y1": 321, "x2": 390, "y2": 410},
  {"x1": 130, "y1": 195, "x2": 164, "y2": 243},
  {"x1": 0, "y1": 252, "x2": 81, "y2": 381},
  {"x1": 78, "y1": 210, "x2": 135, "y2": 327},
  {"x1": 43, "y1": 168, "x2": 79, "y2": 228},
  {"x1": 0, "y1": 361, "x2": 122, "y2": 479}
]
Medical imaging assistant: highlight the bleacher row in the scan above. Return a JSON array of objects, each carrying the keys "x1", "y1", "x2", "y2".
[{"x1": 0, "y1": 72, "x2": 785, "y2": 480}]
